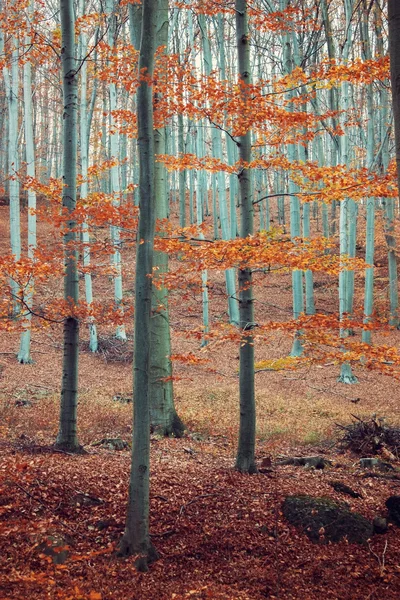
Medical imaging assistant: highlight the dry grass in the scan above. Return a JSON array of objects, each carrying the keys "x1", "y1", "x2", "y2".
[{"x1": 3, "y1": 378, "x2": 399, "y2": 451}]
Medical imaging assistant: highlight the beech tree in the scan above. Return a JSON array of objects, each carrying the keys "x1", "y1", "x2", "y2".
[
  {"x1": 18, "y1": 0, "x2": 37, "y2": 363},
  {"x1": 150, "y1": 0, "x2": 184, "y2": 437},
  {"x1": 389, "y1": 0, "x2": 400, "y2": 219},
  {"x1": 55, "y1": 0, "x2": 80, "y2": 451},
  {"x1": 235, "y1": 0, "x2": 257, "y2": 474},
  {"x1": 119, "y1": 0, "x2": 159, "y2": 569}
]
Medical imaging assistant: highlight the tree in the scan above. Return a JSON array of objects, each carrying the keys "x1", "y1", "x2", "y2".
[
  {"x1": 55, "y1": 0, "x2": 80, "y2": 452},
  {"x1": 389, "y1": 0, "x2": 400, "y2": 196},
  {"x1": 150, "y1": 0, "x2": 184, "y2": 437},
  {"x1": 119, "y1": 0, "x2": 159, "y2": 569},
  {"x1": 1, "y1": 1, "x2": 21, "y2": 315},
  {"x1": 18, "y1": 0, "x2": 37, "y2": 363},
  {"x1": 78, "y1": 0, "x2": 98, "y2": 353},
  {"x1": 235, "y1": 0, "x2": 257, "y2": 474}
]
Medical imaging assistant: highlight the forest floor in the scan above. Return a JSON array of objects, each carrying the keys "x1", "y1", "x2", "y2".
[{"x1": 1, "y1": 202, "x2": 400, "y2": 599}]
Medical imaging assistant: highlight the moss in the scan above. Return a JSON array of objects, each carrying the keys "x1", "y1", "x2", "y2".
[{"x1": 282, "y1": 495, "x2": 373, "y2": 544}]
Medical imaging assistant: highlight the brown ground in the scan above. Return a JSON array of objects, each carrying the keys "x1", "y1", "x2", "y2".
[{"x1": 1, "y1": 201, "x2": 400, "y2": 599}]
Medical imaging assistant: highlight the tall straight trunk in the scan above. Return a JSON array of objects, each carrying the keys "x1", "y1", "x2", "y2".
[
  {"x1": 175, "y1": 28, "x2": 186, "y2": 228},
  {"x1": 129, "y1": 3, "x2": 142, "y2": 209},
  {"x1": 321, "y1": 0, "x2": 339, "y2": 235},
  {"x1": 120, "y1": 0, "x2": 158, "y2": 569},
  {"x1": 387, "y1": 0, "x2": 400, "y2": 326},
  {"x1": 107, "y1": 0, "x2": 126, "y2": 340},
  {"x1": 338, "y1": 0, "x2": 357, "y2": 384},
  {"x1": 199, "y1": 13, "x2": 239, "y2": 325},
  {"x1": 186, "y1": 125, "x2": 195, "y2": 224},
  {"x1": 18, "y1": 0, "x2": 37, "y2": 363},
  {"x1": 195, "y1": 124, "x2": 209, "y2": 345},
  {"x1": 79, "y1": 0, "x2": 98, "y2": 352},
  {"x1": 3, "y1": 31, "x2": 21, "y2": 314},
  {"x1": 56, "y1": 0, "x2": 80, "y2": 451},
  {"x1": 282, "y1": 14, "x2": 304, "y2": 356},
  {"x1": 389, "y1": 0, "x2": 400, "y2": 195},
  {"x1": 150, "y1": 0, "x2": 184, "y2": 437},
  {"x1": 235, "y1": 0, "x2": 257, "y2": 475},
  {"x1": 361, "y1": 6, "x2": 375, "y2": 345}
]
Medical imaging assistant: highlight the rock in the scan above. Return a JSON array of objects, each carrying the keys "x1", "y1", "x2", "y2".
[
  {"x1": 278, "y1": 456, "x2": 331, "y2": 469},
  {"x1": 359, "y1": 458, "x2": 395, "y2": 472},
  {"x1": 329, "y1": 481, "x2": 362, "y2": 498},
  {"x1": 75, "y1": 492, "x2": 102, "y2": 506},
  {"x1": 359, "y1": 458, "x2": 379, "y2": 469},
  {"x1": 112, "y1": 394, "x2": 132, "y2": 403},
  {"x1": 96, "y1": 519, "x2": 115, "y2": 531},
  {"x1": 92, "y1": 438, "x2": 128, "y2": 450},
  {"x1": 15, "y1": 399, "x2": 32, "y2": 407},
  {"x1": 386, "y1": 496, "x2": 400, "y2": 526},
  {"x1": 373, "y1": 516, "x2": 388, "y2": 534},
  {"x1": 36, "y1": 534, "x2": 71, "y2": 565},
  {"x1": 282, "y1": 495, "x2": 373, "y2": 544}
]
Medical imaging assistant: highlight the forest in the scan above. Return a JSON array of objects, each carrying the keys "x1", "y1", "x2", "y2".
[{"x1": 2, "y1": 0, "x2": 400, "y2": 598}]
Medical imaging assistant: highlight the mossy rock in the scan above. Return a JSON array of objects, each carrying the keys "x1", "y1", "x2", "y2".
[
  {"x1": 92, "y1": 437, "x2": 128, "y2": 450},
  {"x1": 386, "y1": 496, "x2": 400, "y2": 526},
  {"x1": 36, "y1": 535, "x2": 71, "y2": 565},
  {"x1": 282, "y1": 495, "x2": 373, "y2": 544}
]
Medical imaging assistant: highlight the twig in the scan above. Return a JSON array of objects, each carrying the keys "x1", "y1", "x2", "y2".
[
  {"x1": 12, "y1": 481, "x2": 76, "y2": 533},
  {"x1": 307, "y1": 384, "x2": 358, "y2": 402},
  {"x1": 150, "y1": 529, "x2": 176, "y2": 538},
  {"x1": 28, "y1": 384, "x2": 54, "y2": 390},
  {"x1": 368, "y1": 539, "x2": 388, "y2": 576},
  {"x1": 179, "y1": 493, "x2": 218, "y2": 515}
]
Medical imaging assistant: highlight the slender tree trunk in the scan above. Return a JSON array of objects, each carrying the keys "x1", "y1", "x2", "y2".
[
  {"x1": 338, "y1": 0, "x2": 357, "y2": 384},
  {"x1": 387, "y1": 0, "x2": 400, "y2": 327},
  {"x1": 106, "y1": 0, "x2": 126, "y2": 341},
  {"x1": 389, "y1": 0, "x2": 400, "y2": 194},
  {"x1": 79, "y1": 0, "x2": 98, "y2": 352},
  {"x1": 235, "y1": 0, "x2": 257, "y2": 475},
  {"x1": 150, "y1": 0, "x2": 184, "y2": 437},
  {"x1": 119, "y1": 0, "x2": 159, "y2": 569},
  {"x1": 18, "y1": 0, "x2": 36, "y2": 363},
  {"x1": 55, "y1": 0, "x2": 80, "y2": 451},
  {"x1": 199, "y1": 13, "x2": 239, "y2": 325},
  {"x1": 3, "y1": 31, "x2": 21, "y2": 314},
  {"x1": 361, "y1": 6, "x2": 375, "y2": 345}
]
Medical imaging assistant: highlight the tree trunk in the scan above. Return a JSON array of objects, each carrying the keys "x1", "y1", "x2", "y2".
[
  {"x1": 107, "y1": 0, "x2": 126, "y2": 341},
  {"x1": 55, "y1": 0, "x2": 80, "y2": 451},
  {"x1": 79, "y1": 0, "x2": 98, "y2": 352},
  {"x1": 18, "y1": 0, "x2": 36, "y2": 363},
  {"x1": 150, "y1": 0, "x2": 184, "y2": 437},
  {"x1": 387, "y1": 0, "x2": 400, "y2": 327},
  {"x1": 389, "y1": 0, "x2": 400, "y2": 194},
  {"x1": 119, "y1": 0, "x2": 159, "y2": 569},
  {"x1": 235, "y1": 0, "x2": 257, "y2": 475}
]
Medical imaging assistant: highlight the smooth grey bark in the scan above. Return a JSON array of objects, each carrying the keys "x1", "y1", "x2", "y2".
[
  {"x1": 150, "y1": 0, "x2": 184, "y2": 437},
  {"x1": 119, "y1": 0, "x2": 159, "y2": 569},
  {"x1": 79, "y1": 0, "x2": 98, "y2": 352},
  {"x1": 361, "y1": 7, "x2": 375, "y2": 345},
  {"x1": 3, "y1": 30, "x2": 21, "y2": 314},
  {"x1": 338, "y1": 0, "x2": 357, "y2": 384},
  {"x1": 107, "y1": 0, "x2": 126, "y2": 341},
  {"x1": 175, "y1": 28, "x2": 186, "y2": 228},
  {"x1": 282, "y1": 12, "x2": 304, "y2": 356},
  {"x1": 387, "y1": 0, "x2": 400, "y2": 326},
  {"x1": 55, "y1": 0, "x2": 80, "y2": 451},
  {"x1": 18, "y1": 0, "x2": 36, "y2": 363},
  {"x1": 235, "y1": 0, "x2": 257, "y2": 475},
  {"x1": 389, "y1": 0, "x2": 400, "y2": 195},
  {"x1": 198, "y1": 13, "x2": 239, "y2": 326}
]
